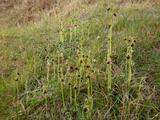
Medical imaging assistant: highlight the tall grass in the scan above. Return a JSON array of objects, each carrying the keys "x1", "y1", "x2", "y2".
[{"x1": 1, "y1": 0, "x2": 160, "y2": 120}]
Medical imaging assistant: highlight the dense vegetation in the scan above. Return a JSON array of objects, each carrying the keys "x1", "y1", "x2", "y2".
[{"x1": 0, "y1": 0, "x2": 160, "y2": 120}]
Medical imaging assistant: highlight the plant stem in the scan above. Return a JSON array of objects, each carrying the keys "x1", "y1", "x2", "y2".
[{"x1": 107, "y1": 17, "x2": 113, "y2": 92}]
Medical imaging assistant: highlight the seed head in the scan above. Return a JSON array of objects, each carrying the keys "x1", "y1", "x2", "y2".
[
  {"x1": 86, "y1": 55, "x2": 89, "y2": 58},
  {"x1": 86, "y1": 65, "x2": 90, "y2": 69},
  {"x1": 74, "y1": 86, "x2": 78, "y2": 90},
  {"x1": 69, "y1": 66, "x2": 74, "y2": 72},
  {"x1": 17, "y1": 72, "x2": 20, "y2": 76},
  {"x1": 15, "y1": 78, "x2": 18, "y2": 82},
  {"x1": 107, "y1": 8, "x2": 111, "y2": 11},
  {"x1": 46, "y1": 56, "x2": 49, "y2": 59},
  {"x1": 133, "y1": 40, "x2": 136, "y2": 44},
  {"x1": 128, "y1": 39, "x2": 131, "y2": 43},
  {"x1": 80, "y1": 60, "x2": 83, "y2": 64},
  {"x1": 87, "y1": 75, "x2": 91, "y2": 79},
  {"x1": 44, "y1": 90, "x2": 47, "y2": 94},
  {"x1": 83, "y1": 107, "x2": 88, "y2": 112},
  {"x1": 91, "y1": 70, "x2": 94, "y2": 73},
  {"x1": 127, "y1": 55, "x2": 130, "y2": 60},
  {"x1": 61, "y1": 79, "x2": 64, "y2": 82},
  {"x1": 75, "y1": 67, "x2": 79, "y2": 71},
  {"x1": 131, "y1": 43, "x2": 134, "y2": 47},
  {"x1": 113, "y1": 13, "x2": 117, "y2": 16},
  {"x1": 74, "y1": 24, "x2": 78, "y2": 29},
  {"x1": 107, "y1": 61, "x2": 111, "y2": 64},
  {"x1": 68, "y1": 83, "x2": 71, "y2": 86}
]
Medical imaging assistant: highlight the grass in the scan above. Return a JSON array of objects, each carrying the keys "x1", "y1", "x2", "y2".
[{"x1": 0, "y1": 0, "x2": 160, "y2": 119}]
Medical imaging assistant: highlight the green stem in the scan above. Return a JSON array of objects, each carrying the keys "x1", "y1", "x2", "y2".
[{"x1": 107, "y1": 19, "x2": 113, "y2": 92}]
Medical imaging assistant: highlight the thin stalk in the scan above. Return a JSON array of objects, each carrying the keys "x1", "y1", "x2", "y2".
[
  {"x1": 107, "y1": 18, "x2": 113, "y2": 92},
  {"x1": 60, "y1": 53, "x2": 66, "y2": 109},
  {"x1": 127, "y1": 45, "x2": 133, "y2": 88},
  {"x1": 69, "y1": 73, "x2": 73, "y2": 104},
  {"x1": 15, "y1": 78, "x2": 19, "y2": 120}
]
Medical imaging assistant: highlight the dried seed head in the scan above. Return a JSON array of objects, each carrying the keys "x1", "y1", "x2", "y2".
[
  {"x1": 133, "y1": 40, "x2": 136, "y2": 44},
  {"x1": 108, "y1": 24, "x2": 112, "y2": 28},
  {"x1": 75, "y1": 67, "x2": 79, "y2": 71},
  {"x1": 74, "y1": 86, "x2": 78, "y2": 90},
  {"x1": 131, "y1": 43, "x2": 134, "y2": 47},
  {"x1": 107, "y1": 8, "x2": 111, "y2": 11},
  {"x1": 70, "y1": 66, "x2": 73, "y2": 70},
  {"x1": 127, "y1": 55, "x2": 130, "y2": 60},
  {"x1": 61, "y1": 79, "x2": 64, "y2": 82},
  {"x1": 128, "y1": 39, "x2": 131, "y2": 43},
  {"x1": 69, "y1": 66, "x2": 74, "y2": 72},
  {"x1": 17, "y1": 72, "x2": 20, "y2": 76},
  {"x1": 74, "y1": 24, "x2": 78, "y2": 29},
  {"x1": 86, "y1": 55, "x2": 89, "y2": 58},
  {"x1": 52, "y1": 59, "x2": 54, "y2": 62},
  {"x1": 68, "y1": 83, "x2": 71, "y2": 86},
  {"x1": 76, "y1": 46, "x2": 79, "y2": 49},
  {"x1": 98, "y1": 84, "x2": 102, "y2": 89},
  {"x1": 107, "y1": 61, "x2": 111, "y2": 64},
  {"x1": 15, "y1": 78, "x2": 18, "y2": 82},
  {"x1": 91, "y1": 70, "x2": 94, "y2": 73},
  {"x1": 83, "y1": 107, "x2": 88, "y2": 112},
  {"x1": 124, "y1": 38, "x2": 127, "y2": 41},
  {"x1": 44, "y1": 90, "x2": 47, "y2": 94},
  {"x1": 78, "y1": 74, "x2": 81, "y2": 77},
  {"x1": 86, "y1": 65, "x2": 90, "y2": 69},
  {"x1": 80, "y1": 59, "x2": 83, "y2": 64},
  {"x1": 46, "y1": 56, "x2": 49, "y2": 59},
  {"x1": 113, "y1": 13, "x2": 117, "y2": 16},
  {"x1": 87, "y1": 75, "x2": 91, "y2": 79}
]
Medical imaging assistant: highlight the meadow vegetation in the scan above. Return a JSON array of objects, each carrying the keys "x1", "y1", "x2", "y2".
[{"x1": 0, "y1": 0, "x2": 160, "y2": 120}]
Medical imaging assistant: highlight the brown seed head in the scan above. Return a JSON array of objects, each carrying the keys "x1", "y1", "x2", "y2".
[
  {"x1": 113, "y1": 13, "x2": 117, "y2": 16},
  {"x1": 17, "y1": 73, "x2": 20, "y2": 76},
  {"x1": 107, "y1": 8, "x2": 111, "y2": 11},
  {"x1": 127, "y1": 55, "x2": 130, "y2": 60}
]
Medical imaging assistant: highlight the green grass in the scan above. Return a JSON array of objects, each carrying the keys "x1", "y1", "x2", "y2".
[{"x1": 0, "y1": 1, "x2": 160, "y2": 119}]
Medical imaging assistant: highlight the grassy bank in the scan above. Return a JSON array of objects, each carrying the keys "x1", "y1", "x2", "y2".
[{"x1": 0, "y1": 0, "x2": 160, "y2": 119}]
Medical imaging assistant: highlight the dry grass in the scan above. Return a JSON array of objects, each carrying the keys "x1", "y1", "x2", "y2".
[{"x1": 0, "y1": 0, "x2": 159, "y2": 26}]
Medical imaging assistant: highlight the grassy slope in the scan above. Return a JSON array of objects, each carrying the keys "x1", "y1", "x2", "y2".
[{"x1": 0, "y1": 0, "x2": 160, "y2": 119}]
